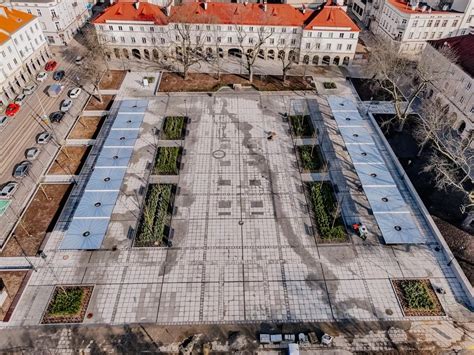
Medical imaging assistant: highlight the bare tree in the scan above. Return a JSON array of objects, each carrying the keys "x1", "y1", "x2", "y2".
[
  {"x1": 80, "y1": 25, "x2": 110, "y2": 103},
  {"x1": 276, "y1": 41, "x2": 298, "y2": 83},
  {"x1": 235, "y1": 25, "x2": 273, "y2": 83},
  {"x1": 366, "y1": 39, "x2": 458, "y2": 131},
  {"x1": 415, "y1": 98, "x2": 474, "y2": 213}
]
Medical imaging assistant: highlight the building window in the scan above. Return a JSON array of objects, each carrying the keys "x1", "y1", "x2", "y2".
[
  {"x1": 151, "y1": 37, "x2": 156, "y2": 44},
  {"x1": 161, "y1": 38, "x2": 165, "y2": 44},
  {"x1": 423, "y1": 32, "x2": 428, "y2": 39},
  {"x1": 329, "y1": 32, "x2": 333, "y2": 38},
  {"x1": 467, "y1": 83, "x2": 471, "y2": 90},
  {"x1": 412, "y1": 20, "x2": 418, "y2": 27},
  {"x1": 140, "y1": 27, "x2": 145, "y2": 32},
  {"x1": 337, "y1": 43, "x2": 342, "y2": 50},
  {"x1": 442, "y1": 20, "x2": 448, "y2": 27},
  {"x1": 452, "y1": 20, "x2": 458, "y2": 27},
  {"x1": 315, "y1": 43, "x2": 320, "y2": 49},
  {"x1": 402, "y1": 19, "x2": 407, "y2": 25},
  {"x1": 111, "y1": 36, "x2": 116, "y2": 43},
  {"x1": 291, "y1": 39, "x2": 296, "y2": 45},
  {"x1": 427, "y1": 20, "x2": 432, "y2": 27},
  {"x1": 150, "y1": 27, "x2": 155, "y2": 32},
  {"x1": 293, "y1": 28, "x2": 297, "y2": 34},
  {"x1": 459, "y1": 96, "x2": 464, "y2": 103},
  {"x1": 27, "y1": 9, "x2": 31, "y2": 14},
  {"x1": 347, "y1": 44, "x2": 352, "y2": 50},
  {"x1": 409, "y1": 32, "x2": 414, "y2": 39},
  {"x1": 305, "y1": 43, "x2": 310, "y2": 49},
  {"x1": 317, "y1": 32, "x2": 322, "y2": 38},
  {"x1": 129, "y1": 26, "x2": 134, "y2": 31},
  {"x1": 434, "y1": 20, "x2": 440, "y2": 27},
  {"x1": 131, "y1": 37, "x2": 136, "y2": 43},
  {"x1": 121, "y1": 36, "x2": 125, "y2": 43},
  {"x1": 282, "y1": 28, "x2": 286, "y2": 33},
  {"x1": 279, "y1": 38, "x2": 285, "y2": 45},
  {"x1": 176, "y1": 35, "x2": 180, "y2": 41},
  {"x1": 249, "y1": 38, "x2": 253, "y2": 44},
  {"x1": 37, "y1": 9, "x2": 42, "y2": 16},
  {"x1": 339, "y1": 33, "x2": 344, "y2": 38},
  {"x1": 227, "y1": 37, "x2": 232, "y2": 43},
  {"x1": 206, "y1": 36, "x2": 211, "y2": 42},
  {"x1": 228, "y1": 26, "x2": 232, "y2": 31},
  {"x1": 109, "y1": 25, "x2": 113, "y2": 31},
  {"x1": 142, "y1": 37, "x2": 146, "y2": 44},
  {"x1": 206, "y1": 25, "x2": 211, "y2": 30},
  {"x1": 217, "y1": 37, "x2": 221, "y2": 43},
  {"x1": 326, "y1": 43, "x2": 331, "y2": 50},
  {"x1": 249, "y1": 26, "x2": 253, "y2": 32}
]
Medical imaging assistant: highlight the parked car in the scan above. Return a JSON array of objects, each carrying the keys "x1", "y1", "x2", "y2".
[
  {"x1": 68, "y1": 87, "x2": 82, "y2": 99},
  {"x1": 37, "y1": 131, "x2": 51, "y2": 144},
  {"x1": 13, "y1": 161, "x2": 31, "y2": 179},
  {"x1": 5, "y1": 103, "x2": 20, "y2": 117},
  {"x1": 47, "y1": 84, "x2": 64, "y2": 98},
  {"x1": 53, "y1": 70, "x2": 65, "y2": 81},
  {"x1": 14, "y1": 94, "x2": 26, "y2": 105},
  {"x1": 25, "y1": 147, "x2": 40, "y2": 160},
  {"x1": 0, "y1": 182, "x2": 18, "y2": 198},
  {"x1": 23, "y1": 84, "x2": 37, "y2": 95},
  {"x1": 60, "y1": 99, "x2": 72, "y2": 112},
  {"x1": 0, "y1": 116, "x2": 8, "y2": 127},
  {"x1": 36, "y1": 71, "x2": 48, "y2": 82},
  {"x1": 75, "y1": 56, "x2": 83, "y2": 65},
  {"x1": 45, "y1": 60, "x2": 57, "y2": 71},
  {"x1": 49, "y1": 111, "x2": 65, "y2": 123}
]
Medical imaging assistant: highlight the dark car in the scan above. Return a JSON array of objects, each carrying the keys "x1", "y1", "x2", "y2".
[
  {"x1": 45, "y1": 60, "x2": 57, "y2": 71},
  {"x1": 53, "y1": 70, "x2": 65, "y2": 81},
  {"x1": 13, "y1": 161, "x2": 31, "y2": 179},
  {"x1": 49, "y1": 111, "x2": 65, "y2": 123}
]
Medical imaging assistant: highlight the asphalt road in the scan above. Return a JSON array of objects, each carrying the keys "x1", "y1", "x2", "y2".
[{"x1": 0, "y1": 43, "x2": 91, "y2": 245}]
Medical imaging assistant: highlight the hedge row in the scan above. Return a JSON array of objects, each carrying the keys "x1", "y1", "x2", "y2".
[
  {"x1": 162, "y1": 116, "x2": 186, "y2": 140},
  {"x1": 309, "y1": 182, "x2": 346, "y2": 241},
  {"x1": 136, "y1": 184, "x2": 172, "y2": 247},
  {"x1": 154, "y1": 147, "x2": 180, "y2": 175}
]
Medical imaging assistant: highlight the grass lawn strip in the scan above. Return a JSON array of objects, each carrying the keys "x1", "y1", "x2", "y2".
[
  {"x1": 289, "y1": 115, "x2": 314, "y2": 138},
  {"x1": 298, "y1": 145, "x2": 324, "y2": 172},
  {"x1": 42, "y1": 286, "x2": 93, "y2": 324},
  {"x1": 393, "y1": 279, "x2": 445, "y2": 316},
  {"x1": 162, "y1": 116, "x2": 186, "y2": 140},
  {"x1": 154, "y1": 147, "x2": 180, "y2": 175},
  {"x1": 135, "y1": 184, "x2": 173, "y2": 247},
  {"x1": 309, "y1": 182, "x2": 346, "y2": 241}
]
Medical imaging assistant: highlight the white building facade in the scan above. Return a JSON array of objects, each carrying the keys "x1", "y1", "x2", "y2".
[
  {"x1": 94, "y1": 1, "x2": 359, "y2": 67},
  {"x1": 421, "y1": 34, "x2": 474, "y2": 138},
  {"x1": 8, "y1": 0, "x2": 93, "y2": 45},
  {"x1": 0, "y1": 6, "x2": 49, "y2": 106},
  {"x1": 351, "y1": 0, "x2": 474, "y2": 57}
]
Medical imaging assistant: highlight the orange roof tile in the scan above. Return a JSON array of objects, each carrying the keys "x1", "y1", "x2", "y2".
[
  {"x1": 0, "y1": 6, "x2": 35, "y2": 34},
  {"x1": 304, "y1": 5, "x2": 359, "y2": 31},
  {"x1": 0, "y1": 32, "x2": 9, "y2": 45},
  {"x1": 94, "y1": 1, "x2": 359, "y2": 31}
]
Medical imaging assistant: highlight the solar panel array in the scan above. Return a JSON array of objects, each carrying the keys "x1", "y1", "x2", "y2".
[
  {"x1": 328, "y1": 96, "x2": 425, "y2": 244},
  {"x1": 60, "y1": 100, "x2": 148, "y2": 250}
]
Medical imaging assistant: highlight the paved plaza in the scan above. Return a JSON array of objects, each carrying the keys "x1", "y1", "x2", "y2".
[{"x1": 5, "y1": 85, "x2": 471, "y2": 327}]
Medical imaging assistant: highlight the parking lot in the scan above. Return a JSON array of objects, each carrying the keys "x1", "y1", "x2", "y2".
[{"x1": 0, "y1": 44, "x2": 90, "y2": 245}]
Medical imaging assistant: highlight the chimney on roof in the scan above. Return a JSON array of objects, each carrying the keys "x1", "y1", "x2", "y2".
[
  {"x1": 203, "y1": 0, "x2": 208, "y2": 10},
  {"x1": 134, "y1": 1, "x2": 139, "y2": 10},
  {"x1": 263, "y1": 0, "x2": 267, "y2": 12},
  {"x1": 165, "y1": 4, "x2": 171, "y2": 16},
  {"x1": 301, "y1": 4, "x2": 306, "y2": 13}
]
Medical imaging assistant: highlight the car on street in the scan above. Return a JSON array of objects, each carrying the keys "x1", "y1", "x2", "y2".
[
  {"x1": 45, "y1": 60, "x2": 57, "y2": 71},
  {"x1": 36, "y1": 71, "x2": 48, "y2": 82},
  {"x1": 37, "y1": 131, "x2": 51, "y2": 144},
  {"x1": 0, "y1": 116, "x2": 8, "y2": 127},
  {"x1": 0, "y1": 182, "x2": 18, "y2": 198},
  {"x1": 25, "y1": 147, "x2": 40, "y2": 160},
  {"x1": 13, "y1": 161, "x2": 31, "y2": 179},
  {"x1": 60, "y1": 99, "x2": 72, "y2": 112},
  {"x1": 53, "y1": 70, "x2": 65, "y2": 81},
  {"x1": 23, "y1": 84, "x2": 37, "y2": 95},
  {"x1": 14, "y1": 94, "x2": 26, "y2": 105},
  {"x1": 68, "y1": 87, "x2": 81, "y2": 99},
  {"x1": 5, "y1": 103, "x2": 20, "y2": 117},
  {"x1": 49, "y1": 111, "x2": 65, "y2": 123},
  {"x1": 75, "y1": 56, "x2": 83, "y2": 65}
]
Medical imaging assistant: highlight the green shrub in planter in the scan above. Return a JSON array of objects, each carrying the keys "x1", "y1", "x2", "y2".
[
  {"x1": 162, "y1": 116, "x2": 186, "y2": 140},
  {"x1": 298, "y1": 145, "x2": 324, "y2": 171},
  {"x1": 289, "y1": 115, "x2": 314, "y2": 137},
  {"x1": 323, "y1": 82, "x2": 337, "y2": 89},
  {"x1": 49, "y1": 288, "x2": 84, "y2": 316},
  {"x1": 400, "y1": 280, "x2": 435, "y2": 310},
  {"x1": 154, "y1": 147, "x2": 180, "y2": 175}
]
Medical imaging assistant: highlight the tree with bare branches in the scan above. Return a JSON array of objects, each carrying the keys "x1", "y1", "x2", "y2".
[
  {"x1": 276, "y1": 41, "x2": 298, "y2": 83},
  {"x1": 415, "y1": 98, "x2": 474, "y2": 213},
  {"x1": 366, "y1": 39, "x2": 458, "y2": 131},
  {"x1": 235, "y1": 25, "x2": 273, "y2": 83}
]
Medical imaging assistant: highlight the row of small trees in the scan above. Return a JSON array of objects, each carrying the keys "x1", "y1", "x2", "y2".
[{"x1": 366, "y1": 39, "x2": 473, "y2": 216}]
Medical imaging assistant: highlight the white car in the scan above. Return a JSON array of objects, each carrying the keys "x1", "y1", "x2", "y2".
[
  {"x1": 60, "y1": 98, "x2": 72, "y2": 112},
  {"x1": 68, "y1": 87, "x2": 82, "y2": 99},
  {"x1": 23, "y1": 84, "x2": 37, "y2": 95},
  {"x1": 0, "y1": 182, "x2": 18, "y2": 199},
  {"x1": 37, "y1": 131, "x2": 51, "y2": 144},
  {"x1": 75, "y1": 56, "x2": 83, "y2": 65},
  {"x1": 25, "y1": 147, "x2": 40, "y2": 160},
  {"x1": 36, "y1": 71, "x2": 48, "y2": 82},
  {"x1": 14, "y1": 93, "x2": 26, "y2": 105},
  {"x1": 0, "y1": 116, "x2": 8, "y2": 127}
]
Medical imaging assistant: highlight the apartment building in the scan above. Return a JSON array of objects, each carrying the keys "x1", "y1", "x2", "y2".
[
  {"x1": 8, "y1": 0, "x2": 93, "y2": 45},
  {"x1": 351, "y1": 0, "x2": 473, "y2": 56},
  {"x1": 421, "y1": 34, "x2": 473, "y2": 137},
  {"x1": 0, "y1": 6, "x2": 49, "y2": 106},
  {"x1": 93, "y1": 0, "x2": 359, "y2": 67}
]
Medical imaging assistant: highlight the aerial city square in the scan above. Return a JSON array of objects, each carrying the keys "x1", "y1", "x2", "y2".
[{"x1": 0, "y1": 0, "x2": 472, "y2": 353}]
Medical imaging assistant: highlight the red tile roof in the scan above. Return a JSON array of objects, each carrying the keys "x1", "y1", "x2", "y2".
[
  {"x1": 0, "y1": 5, "x2": 35, "y2": 35},
  {"x1": 94, "y1": 1, "x2": 359, "y2": 31},
  {"x1": 429, "y1": 34, "x2": 474, "y2": 77}
]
